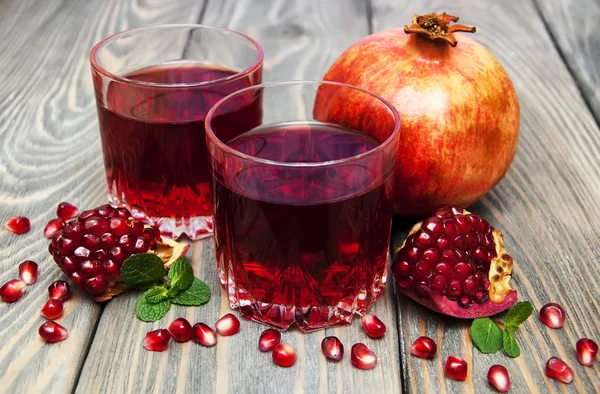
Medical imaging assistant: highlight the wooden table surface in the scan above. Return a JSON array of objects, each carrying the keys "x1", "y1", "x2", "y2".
[{"x1": 1, "y1": 0, "x2": 599, "y2": 393}]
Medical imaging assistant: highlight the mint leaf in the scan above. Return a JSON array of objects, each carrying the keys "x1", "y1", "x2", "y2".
[
  {"x1": 471, "y1": 318, "x2": 503, "y2": 354},
  {"x1": 167, "y1": 257, "x2": 194, "y2": 297},
  {"x1": 503, "y1": 329, "x2": 520, "y2": 357},
  {"x1": 144, "y1": 286, "x2": 169, "y2": 304},
  {"x1": 136, "y1": 290, "x2": 170, "y2": 322},
  {"x1": 121, "y1": 254, "x2": 166, "y2": 289},
  {"x1": 170, "y1": 278, "x2": 210, "y2": 306},
  {"x1": 505, "y1": 301, "x2": 533, "y2": 329}
]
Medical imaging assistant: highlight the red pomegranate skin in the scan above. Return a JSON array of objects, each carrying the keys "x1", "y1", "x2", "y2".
[{"x1": 319, "y1": 30, "x2": 520, "y2": 216}]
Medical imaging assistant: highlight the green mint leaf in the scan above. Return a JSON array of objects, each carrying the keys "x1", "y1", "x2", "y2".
[
  {"x1": 121, "y1": 254, "x2": 166, "y2": 289},
  {"x1": 170, "y1": 278, "x2": 210, "y2": 306},
  {"x1": 505, "y1": 301, "x2": 534, "y2": 328},
  {"x1": 167, "y1": 257, "x2": 194, "y2": 297},
  {"x1": 503, "y1": 329, "x2": 520, "y2": 358},
  {"x1": 471, "y1": 318, "x2": 503, "y2": 354},
  {"x1": 135, "y1": 291, "x2": 170, "y2": 322},
  {"x1": 144, "y1": 286, "x2": 169, "y2": 304}
]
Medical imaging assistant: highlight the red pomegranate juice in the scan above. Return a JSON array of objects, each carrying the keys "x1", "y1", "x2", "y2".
[{"x1": 213, "y1": 123, "x2": 393, "y2": 331}]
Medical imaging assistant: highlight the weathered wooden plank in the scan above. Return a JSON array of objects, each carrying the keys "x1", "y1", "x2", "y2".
[
  {"x1": 0, "y1": 1, "x2": 205, "y2": 393},
  {"x1": 373, "y1": 0, "x2": 600, "y2": 392},
  {"x1": 535, "y1": 0, "x2": 600, "y2": 123},
  {"x1": 76, "y1": 1, "x2": 403, "y2": 393}
]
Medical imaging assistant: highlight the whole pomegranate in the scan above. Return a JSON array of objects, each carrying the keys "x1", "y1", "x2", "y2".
[
  {"x1": 391, "y1": 206, "x2": 517, "y2": 318},
  {"x1": 318, "y1": 13, "x2": 519, "y2": 216}
]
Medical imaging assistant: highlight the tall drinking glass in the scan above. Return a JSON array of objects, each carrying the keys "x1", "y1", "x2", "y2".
[
  {"x1": 206, "y1": 81, "x2": 401, "y2": 331},
  {"x1": 90, "y1": 25, "x2": 263, "y2": 240}
]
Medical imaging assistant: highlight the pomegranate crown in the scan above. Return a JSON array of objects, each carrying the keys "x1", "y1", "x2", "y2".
[{"x1": 404, "y1": 12, "x2": 476, "y2": 47}]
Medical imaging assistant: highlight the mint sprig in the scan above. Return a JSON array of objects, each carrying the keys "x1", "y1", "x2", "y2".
[{"x1": 470, "y1": 301, "x2": 533, "y2": 358}]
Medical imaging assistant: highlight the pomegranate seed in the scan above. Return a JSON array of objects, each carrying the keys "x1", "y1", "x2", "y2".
[
  {"x1": 487, "y1": 365, "x2": 510, "y2": 392},
  {"x1": 321, "y1": 336, "x2": 344, "y2": 361},
  {"x1": 48, "y1": 280, "x2": 71, "y2": 302},
  {"x1": 143, "y1": 329, "x2": 171, "y2": 352},
  {"x1": 445, "y1": 355, "x2": 468, "y2": 381},
  {"x1": 5, "y1": 216, "x2": 30, "y2": 234},
  {"x1": 83, "y1": 275, "x2": 107, "y2": 295},
  {"x1": 351, "y1": 343, "x2": 377, "y2": 370},
  {"x1": 56, "y1": 202, "x2": 79, "y2": 221},
  {"x1": 361, "y1": 314, "x2": 386, "y2": 338},
  {"x1": 410, "y1": 336, "x2": 437, "y2": 359},
  {"x1": 40, "y1": 299, "x2": 64, "y2": 320},
  {"x1": 192, "y1": 323, "x2": 217, "y2": 347},
  {"x1": 0, "y1": 279, "x2": 26, "y2": 302},
  {"x1": 38, "y1": 321, "x2": 68, "y2": 343},
  {"x1": 215, "y1": 313, "x2": 240, "y2": 336},
  {"x1": 258, "y1": 329, "x2": 281, "y2": 352},
  {"x1": 540, "y1": 303, "x2": 566, "y2": 328},
  {"x1": 576, "y1": 338, "x2": 598, "y2": 367},
  {"x1": 168, "y1": 318, "x2": 193, "y2": 342},
  {"x1": 545, "y1": 357, "x2": 574, "y2": 384},
  {"x1": 272, "y1": 343, "x2": 296, "y2": 367},
  {"x1": 18, "y1": 260, "x2": 38, "y2": 285},
  {"x1": 44, "y1": 219, "x2": 64, "y2": 238}
]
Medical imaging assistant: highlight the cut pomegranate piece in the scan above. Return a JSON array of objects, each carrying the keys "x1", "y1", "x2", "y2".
[
  {"x1": 44, "y1": 218, "x2": 64, "y2": 239},
  {"x1": 57, "y1": 202, "x2": 79, "y2": 221},
  {"x1": 539, "y1": 303, "x2": 565, "y2": 328},
  {"x1": 272, "y1": 343, "x2": 296, "y2": 367},
  {"x1": 41, "y1": 299, "x2": 64, "y2": 320},
  {"x1": 351, "y1": 343, "x2": 377, "y2": 370},
  {"x1": 168, "y1": 318, "x2": 193, "y2": 342},
  {"x1": 215, "y1": 313, "x2": 240, "y2": 336},
  {"x1": 361, "y1": 314, "x2": 386, "y2": 338},
  {"x1": 5, "y1": 216, "x2": 30, "y2": 234},
  {"x1": 391, "y1": 206, "x2": 517, "y2": 318},
  {"x1": 487, "y1": 365, "x2": 510, "y2": 392},
  {"x1": 39, "y1": 321, "x2": 68, "y2": 343},
  {"x1": 48, "y1": 280, "x2": 71, "y2": 302},
  {"x1": 18, "y1": 260, "x2": 38, "y2": 285},
  {"x1": 321, "y1": 336, "x2": 344, "y2": 361},
  {"x1": 192, "y1": 323, "x2": 217, "y2": 347},
  {"x1": 0, "y1": 279, "x2": 26, "y2": 302},
  {"x1": 545, "y1": 357, "x2": 573, "y2": 384},
  {"x1": 576, "y1": 338, "x2": 598, "y2": 367},
  {"x1": 445, "y1": 355, "x2": 468, "y2": 381},
  {"x1": 143, "y1": 329, "x2": 172, "y2": 352},
  {"x1": 258, "y1": 329, "x2": 281, "y2": 352},
  {"x1": 410, "y1": 336, "x2": 437, "y2": 359}
]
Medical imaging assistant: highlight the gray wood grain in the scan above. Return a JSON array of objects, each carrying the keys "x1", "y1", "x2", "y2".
[
  {"x1": 374, "y1": 0, "x2": 600, "y2": 393},
  {"x1": 535, "y1": 0, "x2": 600, "y2": 123}
]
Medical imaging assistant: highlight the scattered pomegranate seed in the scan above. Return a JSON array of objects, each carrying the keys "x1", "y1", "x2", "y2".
[
  {"x1": 38, "y1": 321, "x2": 68, "y2": 343},
  {"x1": 361, "y1": 314, "x2": 386, "y2": 338},
  {"x1": 321, "y1": 336, "x2": 344, "y2": 361},
  {"x1": 44, "y1": 218, "x2": 64, "y2": 238},
  {"x1": 18, "y1": 260, "x2": 38, "y2": 285},
  {"x1": 215, "y1": 313, "x2": 240, "y2": 336},
  {"x1": 41, "y1": 299, "x2": 64, "y2": 320},
  {"x1": 410, "y1": 336, "x2": 437, "y2": 359},
  {"x1": 351, "y1": 343, "x2": 377, "y2": 370},
  {"x1": 258, "y1": 329, "x2": 281, "y2": 352},
  {"x1": 5, "y1": 216, "x2": 30, "y2": 234},
  {"x1": 540, "y1": 303, "x2": 566, "y2": 328},
  {"x1": 445, "y1": 355, "x2": 468, "y2": 381},
  {"x1": 576, "y1": 338, "x2": 598, "y2": 367},
  {"x1": 192, "y1": 323, "x2": 217, "y2": 347},
  {"x1": 272, "y1": 343, "x2": 297, "y2": 367},
  {"x1": 143, "y1": 329, "x2": 172, "y2": 352},
  {"x1": 168, "y1": 318, "x2": 193, "y2": 342},
  {"x1": 56, "y1": 202, "x2": 79, "y2": 221},
  {"x1": 487, "y1": 365, "x2": 510, "y2": 392},
  {"x1": 545, "y1": 357, "x2": 574, "y2": 384},
  {"x1": 0, "y1": 279, "x2": 26, "y2": 302},
  {"x1": 48, "y1": 280, "x2": 71, "y2": 302}
]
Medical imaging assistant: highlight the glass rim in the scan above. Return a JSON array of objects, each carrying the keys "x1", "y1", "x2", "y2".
[
  {"x1": 205, "y1": 80, "x2": 401, "y2": 169},
  {"x1": 89, "y1": 24, "x2": 264, "y2": 88}
]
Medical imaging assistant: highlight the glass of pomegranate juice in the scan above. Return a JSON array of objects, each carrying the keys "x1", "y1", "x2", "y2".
[
  {"x1": 90, "y1": 25, "x2": 263, "y2": 240},
  {"x1": 206, "y1": 81, "x2": 401, "y2": 331}
]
